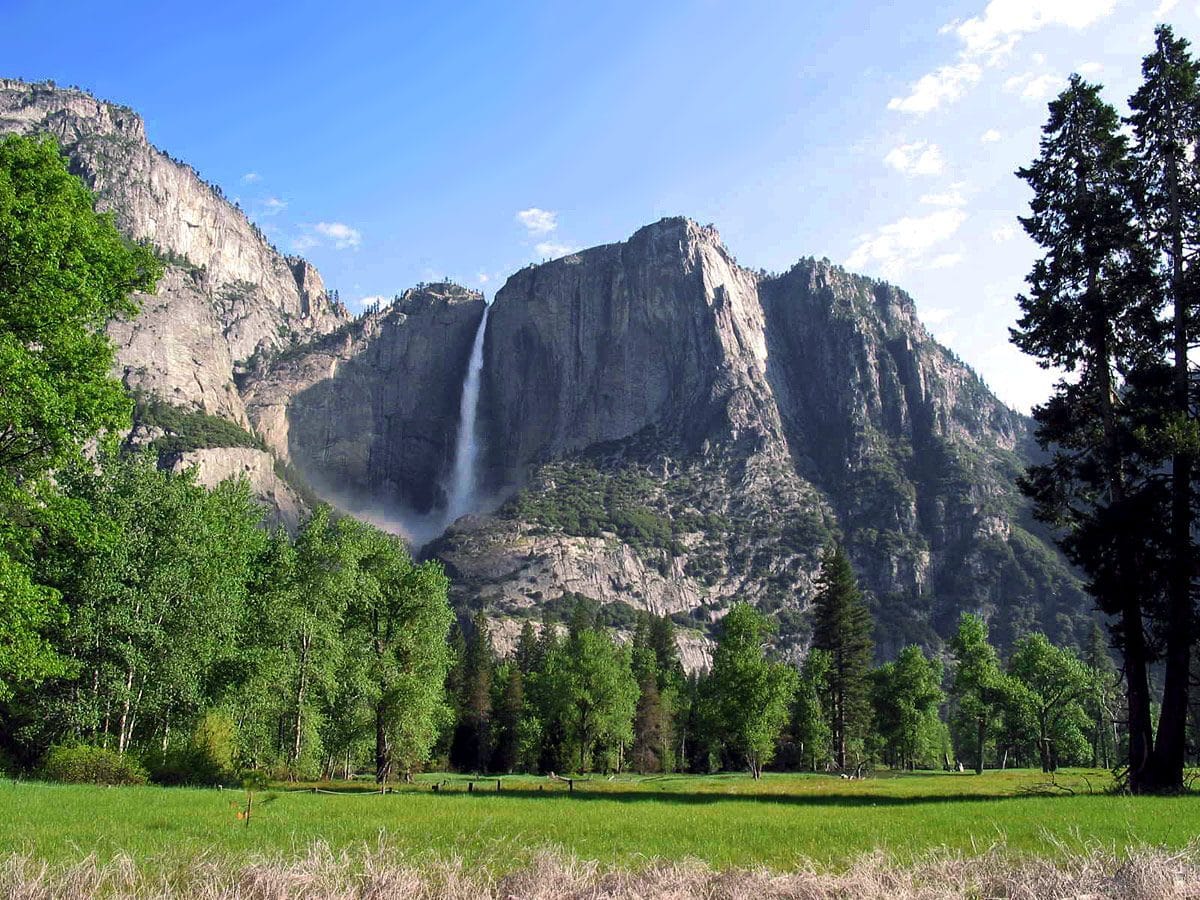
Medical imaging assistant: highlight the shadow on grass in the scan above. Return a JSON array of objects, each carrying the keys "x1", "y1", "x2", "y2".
[{"x1": 283, "y1": 780, "x2": 1113, "y2": 808}]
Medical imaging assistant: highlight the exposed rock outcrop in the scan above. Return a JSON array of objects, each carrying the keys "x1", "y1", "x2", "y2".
[
  {"x1": 436, "y1": 218, "x2": 1085, "y2": 654},
  {"x1": 2, "y1": 79, "x2": 1086, "y2": 656},
  {"x1": 167, "y1": 447, "x2": 305, "y2": 528},
  {"x1": 0, "y1": 79, "x2": 350, "y2": 523},
  {"x1": 243, "y1": 284, "x2": 486, "y2": 519}
]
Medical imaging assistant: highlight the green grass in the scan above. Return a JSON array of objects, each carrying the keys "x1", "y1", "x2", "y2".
[{"x1": 1, "y1": 769, "x2": 1196, "y2": 872}]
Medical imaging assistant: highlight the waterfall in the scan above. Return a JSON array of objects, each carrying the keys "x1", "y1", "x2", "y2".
[{"x1": 444, "y1": 303, "x2": 490, "y2": 525}]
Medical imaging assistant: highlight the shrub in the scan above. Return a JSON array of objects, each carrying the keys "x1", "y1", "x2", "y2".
[
  {"x1": 146, "y1": 712, "x2": 236, "y2": 786},
  {"x1": 40, "y1": 745, "x2": 147, "y2": 785}
]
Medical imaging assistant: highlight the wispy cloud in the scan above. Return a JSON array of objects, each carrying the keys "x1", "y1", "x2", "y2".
[
  {"x1": 534, "y1": 241, "x2": 580, "y2": 259},
  {"x1": 991, "y1": 222, "x2": 1018, "y2": 242},
  {"x1": 948, "y1": 0, "x2": 1117, "y2": 65},
  {"x1": 241, "y1": 172, "x2": 261, "y2": 184},
  {"x1": 890, "y1": 0, "x2": 1117, "y2": 115},
  {"x1": 888, "y1": 63, "x2": 982, "y2": 114},
  {"x1": 846, "y1": 208, "x2": 967, "y2": 279},
  {"x1": 291, "y1": 234, "x2": 319, "y2": 252},
  {"x1": 1003, "y1": 71, "x2": 1065, "y2": 101},
  {"x1": 516, "y1": 208, "x2": 558, "y2": 235},
  {"x1": 980, "y1": 128, "x2": 1002, "y2": 143},
  {"x1": 928, "y1": 252, "x2": 964, "y2": 269},
  {"x1": 259, "y1": 196, "x2": 287, "y2": 215},
  {"x1": 315, "y1": 221, "x2": 361, "y2": 250},
  {"x1": 884, "y1": 141, "x2": 946, "y2": 176},
  {"x1": 920, "y1": 184, "x2": 968, "y2": 207},
  {"x1": 356, "y1": 294, "x2": 388, "y2": 310}
]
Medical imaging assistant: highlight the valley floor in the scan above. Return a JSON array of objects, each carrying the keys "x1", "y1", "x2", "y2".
[{"x1": 1, "y1": 770, "x2": 1197, "y2": 874}]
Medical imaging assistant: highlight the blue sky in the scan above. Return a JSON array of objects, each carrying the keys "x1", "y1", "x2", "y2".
[{"x1": 2, "y1": 0, "x2": 1191, "y2": 411}]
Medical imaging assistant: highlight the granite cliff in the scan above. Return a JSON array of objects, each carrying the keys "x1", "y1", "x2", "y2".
[
  {"x1": 433, "y1": 219, "x2": 1084, "y2": 657},
  {"x1": 0, "y1": 79, "x2": 350, "y2": 520},
  {"x1": 2, "y1": 80, "x2": 1086, "y2": 659}
]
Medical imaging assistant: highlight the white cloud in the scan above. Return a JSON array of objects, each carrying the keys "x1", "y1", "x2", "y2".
[
  {"x1": 893, "y1": 0, "x2": 1117, "y2": 115},
  {"x1": 241, "y1": 172, "x2": 260, "y2": 184},
  {"x1": 259, "y1": 196, "x2": 287, "y2": 215},
  {"x1": 1155, "y1": 0, "x2": 1179, "y2": 16},
  {"x1": 845, "y1": 207, "x2": 968, "y2": 279},
  {"x1": 1077, "y1": 61, "x2": 1103, "y2": 75},
  {"x1": 884, "y1": 141, "x2": 946, "y2": 176},
  {"x1": 922, "y1": 305, "x2": 954, "y2": 324},
  {"x1": 980, "y1": 128, "x2": 1003, "y2": 143},
  {"x1": 314, "y1": 221, "x2": 361, "y2": 250},
  {"x1": 534, "y1": 241, "x2": 581, "y2": 259},
  {"x1": 291, "y1": 234, "x2": 319, "y2": 252},
  {"x1": 357, "y1": 294, "x2": 388, "y2": 310},
  {"x1": 992, "y1": 222, "x2": 1018, "y2": 242},
  {"x1": 949, "y1": 0, "x2": 1117, "y2": 65},
  {"x1": 1003, "y1": 71, "x2": 1064, "y2": 101},
  {"x1": 516, "y1": 208, "x2": 558, "y2": 235},
  {"x1": 477, "y1": 272, "x2": 491, "y2": 285},
  {"x1": 888, "y1": 63, "x2": 982, "y2": 114},
  {"x1": 920, "y1": 185, "x2": 968, "y2": 207},
  {"x1": 928, "y1": 253, "x2": 964, "y2": 269}
]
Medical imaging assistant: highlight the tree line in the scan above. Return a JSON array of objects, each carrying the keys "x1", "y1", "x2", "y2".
[{"x1": 435, "y1": 545, "x2": 1120, "y2": 781}]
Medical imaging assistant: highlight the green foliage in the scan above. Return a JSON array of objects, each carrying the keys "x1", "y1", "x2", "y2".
[
  {"x1": 133, "y1": 393, "x2": 266, "y2": 455},
  {"x1": 0, "y1": 134, "x2": 158, "y2": 489},
  {"x1": 507, "y1": 461, "x2": 678, "y2": 553},
  {"x1": 40, "y1": 744, "x2": 147, "y2": 785},
  {"x1": 948, "y1": 614, "x2": 1009, "y2": 774},
  {"x1": 871, "y1": 646, "x2": 944, "y2": 770},
  {"x1": 0, "y1": 133, "x2": 158, "y2": 701},
  {"x1": 146, "y1": 712, "x2": 237, "y2": 786},
  {"x1": 1007, "y1": 634, "x2": 1093, "y2": 771},
  {"x1": 783, "y1": 648, "x2": 832, "y2": 771},
  {"x1": 810, "y1": 545, "x2": 875, "y2": 770},
  {"x1": 27, "y1": 449, "x2": 265, "y2": 756},
  {"x1": 705, "y1": 604, "x2": 798, "y2": 778}
]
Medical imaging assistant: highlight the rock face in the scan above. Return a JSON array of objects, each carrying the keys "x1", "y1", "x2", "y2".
[
  {"x1": 0, "y1": 79, "x2": 350, "y2": 522},
  {"x1": 242, "y1": 285, "x2": 486, "y2": 523},
  {"x1": 1, "y1": 79, "x2": 1086, "y2": 656},
  {"x1": 166, "y1": 448, "x2": 305, "y2": 527},
  {"x1": 435, "y1": 218, "x2": 1086, "y2": 656}
]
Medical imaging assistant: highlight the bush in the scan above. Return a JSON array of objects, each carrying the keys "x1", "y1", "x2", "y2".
[
  {"x1": 146, "y1": 712, "x2": 236, "y2": 786},
  {"x1": 40, "y1": 745, "x2": 147, "y2": 785}
]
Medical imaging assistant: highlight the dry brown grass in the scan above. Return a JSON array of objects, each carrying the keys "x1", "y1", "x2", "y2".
[{"x1": 2, "y1": 844, "x2": 1198, "y2": 899}]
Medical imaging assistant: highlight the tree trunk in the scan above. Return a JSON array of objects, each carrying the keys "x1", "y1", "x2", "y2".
[
  {"x1": 975, "y1": 718, "x2": 985, "y2": 775},
  {"x1": 1152, "y1": 147, "x2": 1192, "y2": 794},
  {"x1": 1123, "y1": 600, "x2": 1156, "y2": 793},
  {"x1": 375, "y1": 703, "x2": 390, "y2": 784},
  {"x1": 291, "y1": 632, "x2": 311, "y2": 766}
]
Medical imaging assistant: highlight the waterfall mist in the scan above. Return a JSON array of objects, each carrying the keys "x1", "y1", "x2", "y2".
[
  {"x1": 292, "y1": 303, "x2": 494, "y2": 550},
  {"x1": 443, "y1": 302, "x2": 490, "y2": 527}
]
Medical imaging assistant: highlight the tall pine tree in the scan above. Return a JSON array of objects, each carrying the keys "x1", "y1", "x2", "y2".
[
  {"x1": 1128, "y1": 24, "x2": 1200, "y2": 792},
  {"x1": 1012, "y1": 74, "x2": 1162, "y2": 792},
  {"x1": 810, "y1": 545, "x2": 874, "y2": 771}
]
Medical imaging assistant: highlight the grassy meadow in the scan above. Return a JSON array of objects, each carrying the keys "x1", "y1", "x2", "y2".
[{"x1": 2, "y1": 769, "x2": 1197, "y2": 874}]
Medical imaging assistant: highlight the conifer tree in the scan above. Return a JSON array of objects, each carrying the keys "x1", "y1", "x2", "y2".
[
  {"x1": 491, "y1": 664, "x2": 524, "y2": 774},
  {"x1": 809, "y1": 545, "x2": 874, "y2": 770},
  {"x1": 1128, "y1": 25, "x2": 1200, "y2": 792},
  {"x1": 1012, "y1": 74, "x2": 1161, "y2": 791},
  {"x1": 451, "y1": 612, "x2": 494, "y2": 772},
  {"x1": 631, "y1": 670, "x2": 665, "y2": 773}
]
